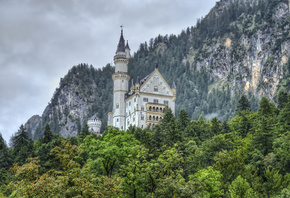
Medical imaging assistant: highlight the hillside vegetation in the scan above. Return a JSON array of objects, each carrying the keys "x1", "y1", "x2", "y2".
[{"x1": 1, "y1": 94, "x2": 290, "y2": 197}]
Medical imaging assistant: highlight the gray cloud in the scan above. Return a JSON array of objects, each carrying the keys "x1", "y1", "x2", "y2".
[{"x1": 0, "y1": 0, "x2": 217, "y2": 142}]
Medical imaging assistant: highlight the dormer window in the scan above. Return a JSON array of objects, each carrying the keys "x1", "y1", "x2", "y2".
[{"x1": 154, "y1": 86, "x2": 158, "y2": 92}]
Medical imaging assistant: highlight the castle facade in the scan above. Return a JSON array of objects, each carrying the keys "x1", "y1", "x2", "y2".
[{"x1": 108, "y1": 29, "x2": 176, "y2": 130}]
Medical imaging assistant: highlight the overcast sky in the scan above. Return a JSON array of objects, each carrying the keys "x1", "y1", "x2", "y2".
[{"x1": 0, "y1": 0, "x2": 217, "y2": 143}]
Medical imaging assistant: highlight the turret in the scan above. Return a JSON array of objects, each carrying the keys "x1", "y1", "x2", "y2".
[
  {"x1": 125, "y1": 40, "x2": 131, "y2": 59},
  {"x1": 109, "y1": 27, "x2": 131, "y2": 130}
]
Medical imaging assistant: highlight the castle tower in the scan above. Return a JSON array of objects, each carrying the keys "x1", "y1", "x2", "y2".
[{"x1": 110, "y1": 27, "x2": 130, "y2": 130}]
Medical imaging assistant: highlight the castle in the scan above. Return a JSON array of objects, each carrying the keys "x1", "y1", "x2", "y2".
[{"x1": 107, "y1": 28, "x2": 176, "y2": 130}]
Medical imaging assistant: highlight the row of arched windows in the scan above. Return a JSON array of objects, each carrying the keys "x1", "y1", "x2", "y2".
[
  {"x1": 148, "y1": 115, "x2": 162, "y2": 121},
  {"x1": 148, "y1": 106, "x2": 164, "y2": 112}
]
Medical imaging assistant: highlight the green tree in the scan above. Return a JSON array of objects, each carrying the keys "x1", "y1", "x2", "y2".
[
  {"x1": 79, "y1": 123, "x2": 90, "y2": 138},
  {"x1": 273, "y1": 132, "x2": 290, "y2": 174},
  {"x1": 82, "y1": 127, "x2": 139, "y2": 178},
  {"x1": 42, "y1": 124, "x2": 53, "y2": 144},
  {"x1": 229, "y1": 175, "x2": 257, "y2": 198},
  {"x1": 10, "y1": 125, "x2": 33, "y2": 165},
  {"x1": 210, "y1": 117, "x2": 221, "y2": 136},
  {"x1": 159, "y1": 108, "x2": 178, "y2": 146},
  {"x1": 237, "y1": 95, "x2": 251, "y2": 112},
  {"x1": 190, "y1": 166, "x2": 224, "y2": 197},
  {"x1": 277, "y1": 88, "x2": 288, "y2": 109},
  {"x1": 0, "y1": 133, "x2": 12, "y2": 170},
  {"x1": 176, "y1": 109, "x2": 190, "y2": 134}
]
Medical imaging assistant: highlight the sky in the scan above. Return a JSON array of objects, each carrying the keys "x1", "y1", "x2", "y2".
[{"x1": 0, "y1": 0, "x2": 217, "y2": 143}]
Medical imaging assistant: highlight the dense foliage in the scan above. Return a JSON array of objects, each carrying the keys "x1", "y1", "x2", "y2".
[{"x1": 1, "y1": 94, "x2": 290, "y2": 197}]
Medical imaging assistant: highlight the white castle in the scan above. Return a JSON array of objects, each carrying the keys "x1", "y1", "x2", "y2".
[{"x1": 107, "y1": 28, "x2": 176, "y2": 130}]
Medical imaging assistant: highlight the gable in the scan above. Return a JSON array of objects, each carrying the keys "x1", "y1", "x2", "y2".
[{"x1": 140, "y1": 69, "x2": 173, "y2": 96}]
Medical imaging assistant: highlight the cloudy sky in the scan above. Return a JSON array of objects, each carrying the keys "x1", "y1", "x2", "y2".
[{"x1": 0, "y1": 0, "x2": 217, "y2": 142}]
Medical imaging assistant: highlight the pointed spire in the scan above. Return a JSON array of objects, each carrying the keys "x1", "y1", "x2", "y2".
[
  {"x1": 116, "y1": 26, "x2": 125, "y2": 53},
  {"x1": 171, "y1": 81, "x2": 176, "y2": 89},
  {"x1": 125, "y1": 40, "x2": 130, "y2": 50}
]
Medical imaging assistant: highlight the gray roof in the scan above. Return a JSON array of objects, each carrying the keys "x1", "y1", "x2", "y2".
[
  {"x1": 116, "y1": 29, "x2": 125, "y2": 53},
  {"x1": 90, "y1": 115, "x2": 100, "y2": 120}
]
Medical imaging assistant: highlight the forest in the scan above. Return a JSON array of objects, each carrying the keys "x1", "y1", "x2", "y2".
[{"x1": 1, "y1": 92, "x2": 290, "y2": 197}]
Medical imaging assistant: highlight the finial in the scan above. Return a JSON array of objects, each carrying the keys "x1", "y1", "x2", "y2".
[{"x1": 120, "y1": 25, "x2": 124, "y2": 34}]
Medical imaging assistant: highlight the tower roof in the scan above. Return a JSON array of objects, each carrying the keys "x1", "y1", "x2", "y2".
[
  {"x1": 125, "y1": 40, "x2": 130, "y2": 50},
  {"x1": 116, "y1": 29, "x2": 126, "y2": 53}
]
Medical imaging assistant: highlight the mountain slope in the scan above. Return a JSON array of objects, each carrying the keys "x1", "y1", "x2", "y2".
[{"x1": 26, "y1": 0, "x2": 290, "y2": 139}]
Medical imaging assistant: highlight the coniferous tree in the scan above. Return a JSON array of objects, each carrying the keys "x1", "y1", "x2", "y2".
[
  {"x1": 10, "y1": 125, "x2": 33, "y2": 164},
  {"x1": 277, "y1": 88, "x2": 288, "y2": 109},
  {"x1": 80, "y1": 123, "x2": 90, "y2": 138},
  {"x1": 176, "y1": 109, "x2": 190, "y2": 135},
  {"x1": 0, "y1": 133, "x2": 12, "y2": 170},
  {"x1": 237, "y1": 95, "x2": 251, "y2": 112},
  {"x1": 42, "y1": 124, "x2": 53, "y2": 144},
  {"x1": 160, "y1": 108, "x2": 178, "y2": 146}
]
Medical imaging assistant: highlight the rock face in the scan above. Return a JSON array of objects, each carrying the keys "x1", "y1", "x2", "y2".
[
  {"x1": 189, "y1": 0, "x2": 290, "y2": 99},
  {"x1": 26, "y1": 64, "x2": 114, "y2": 140},
  {"x1": 25, "y1": 115, "x2": 41, "y2": 138}
]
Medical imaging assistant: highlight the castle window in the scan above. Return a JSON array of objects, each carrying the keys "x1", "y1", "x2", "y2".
[
  {"x1": 164, "y1": 100, "x2": 169, "y2": 105},
  {"x1": 160, "y1": 107, "x2": 162, "y2": 112},
  {"x1": 153, "y1": 116, "x2": 155, "y2": 120},
  {"x1": 116, "y1": 103, "x2": 119, "y2": 109},
  {"x1": 117, "y1": 118, "x2": 119, "y2": 122},
  {"x1": 143, "y1": 97, "x2": 148, "y2": 102},
  {"x1": 149, "y1": 106, "x2": 152, "y2": 111},
  {"x1": 149, "y1": 116, "x2": 152, "y2": 120},
  {"x1": 153, "y1": 99, "x2": 158, "y2": 104},
  {"x1": 156, "y1": 116, "x2": 159, "y2": 121},
  {"x1": 154, "y1": 86, "x2": 158, "y2": 92},
  {"x1": 153, "y1": 107, "x2": 156, "y2": 111},
  {"x1": 141, "y1": 106, "x2": 144, "y2": 111},
  {"x1": 129, "y1": 102, "x2": 131, "y2": 106},
  {"x1": 141, "y1": 114, "x2": 144, "y2": 120}
]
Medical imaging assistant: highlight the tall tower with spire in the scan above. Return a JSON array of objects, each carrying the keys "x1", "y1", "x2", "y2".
[{"x1": 108, "y1": 27, "x2": 131, "y2": 129}]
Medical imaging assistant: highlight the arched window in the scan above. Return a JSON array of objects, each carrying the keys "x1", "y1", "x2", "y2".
[
  {"x1": 149, "y1": 116, "x2": 152, "y2": 120},
  {"x1": 149, "y1": 106, "x2": 152, "y2": 111},
  {"x1": 156, "y1": 107, "x2": 159, "y2": 112},
  {"x1": 156, "y1": 116, "x2": 159, "y2": 121},
  {"x1": 160, "y1": 107, "x2": 162, "y2": 112},
  {"x1": 153, "y1": 107, "x2": 156, "y2": 111},
  {"x1": 153, "y1": 116, "x2": 155, "y2": 120}
]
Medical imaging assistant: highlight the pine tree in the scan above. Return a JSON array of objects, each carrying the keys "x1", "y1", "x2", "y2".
[
  {"x1": 42, "y1": 124, "x2": 53, "y2": 144},
  {"x1": 0, "y1": 133, "x2": 12, "y2": 170},
  {"x1": 236, "y1": 95, "x2": 251, "y2": 112},
  {"x1": 176, "y1": 109, "x2": 190, "y2": 134},
  {"x1": 10, "y1": 125, "x2": 33, "y2": 164},
  {"x1": 80, "y1": 123, "x2": 90, "y2": 138},
  {"x1": 277, "y1": 88, "x2": 288, "y2": 109}
]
